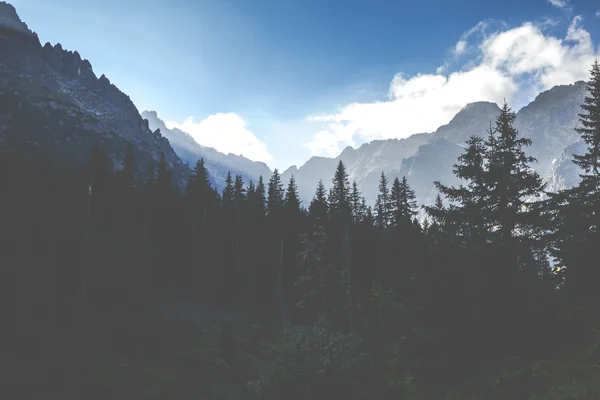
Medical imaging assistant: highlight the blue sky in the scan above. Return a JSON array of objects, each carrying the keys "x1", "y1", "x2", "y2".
[{"x1": 10, "y1": 0, "x2": 600, "y2": 170}]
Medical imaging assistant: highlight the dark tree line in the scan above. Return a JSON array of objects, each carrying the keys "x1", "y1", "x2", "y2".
[{"x1": 1, "y1": 61, "x2": 599, "y2": 395}]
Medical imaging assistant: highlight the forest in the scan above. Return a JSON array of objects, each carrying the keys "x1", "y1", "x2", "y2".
[{"x1": 0, "y1": 61, "x2": 599, "y2": 399}]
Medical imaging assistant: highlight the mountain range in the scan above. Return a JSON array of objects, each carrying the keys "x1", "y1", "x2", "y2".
[
  {"x1": 0, "y1": 1, "x2": 588, "y2": 207},
  {"x1": 282, "y1": 82, "x2": 586, "y2": 207}
]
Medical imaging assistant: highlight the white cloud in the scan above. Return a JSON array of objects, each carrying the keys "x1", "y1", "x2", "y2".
[
  {"x1": 596, "y1": 10, "x2": 600, "y2": 18},
  {"x1": 548, "y1": 0, "x2": 568, "y2": 9},
  {"x1": 453, "y1": 40, "x2": 467, "y2": 56},
  {"x1": 305, "y1": 16, "x2": 598, "y2": 157},
  {"x1": 166, "y1": 113, "x2": 273, "y2": 163}
]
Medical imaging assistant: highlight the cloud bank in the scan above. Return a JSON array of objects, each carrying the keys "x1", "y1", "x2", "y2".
[
  {"x1": 305, "y1": 16, "x2": 598, "y2": 158},
  {"x1": 166, "y1": 113, "x2": 273, "y2": 163}
]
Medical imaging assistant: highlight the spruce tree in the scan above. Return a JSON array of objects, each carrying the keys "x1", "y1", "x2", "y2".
[
  {"x1": 309, "y1": 180, "x2": 329, "y2": 222},
  {"x1": 426, "y1": 135, "x2": 491, "y2": 247},
  {"x1": 284, "y1": 175, "x2": 301, "y2": 212},
  {"x1": 550, "y1": 61, "x2": 600, "y2": 303},
  {"x1": 375, "y1": 172, "x2": 390, "y2": 229},
  {"x1": 389, "y1": 176, "x2": 418, "y2": 229},
  {"x1": 255, "y1": 175, "x2": 267, "y2": 215},
  {"x1": 350, "y1": 181, "x2": 362, "y2": 221},
  {"x1": 573, "y1": 60, "x2": 600, "y2": 187},
  {"x1": 486, "y1": 102, "x2": 546, "y2": 249},
  {"x1": 267, "y1": 169, "x2": 285, "y2": 217},
  {"x1": 329, "y1": 160, "x2": 351, "y2": 219},
  {"x1": 222, "y1": 172, "x2": 235, "y2": 210},
  {"x1": 234, "y1": 174, "x2": 246, "y2": 208}
]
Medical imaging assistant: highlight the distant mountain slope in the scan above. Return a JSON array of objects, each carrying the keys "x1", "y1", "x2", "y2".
[
  {"x1": 141, "y1": 111, "x2": 272, "y2": 190},
  {"x1": 0, "y1": 2, "x2": 190, "y2": 185},
  {"x1": 286, "y1": 82, "x2": 587, "y2": 207},
  {"x1": 282, "y1": 132, "x2": 433, "y2": 205}
]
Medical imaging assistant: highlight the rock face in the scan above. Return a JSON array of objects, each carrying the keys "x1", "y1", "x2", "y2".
[
  {"x1": 0, "y1": 1, "x2": 31, "y2": 35},
  {"x1": 141, "y1": 110, "x2": 272, "y2": 190},
  {"x1": 0, "y1": 2, "x2": 190, "y2": 186},
  {"x1": 286, "y1": 82, "x2": 587, "y2": 207}
]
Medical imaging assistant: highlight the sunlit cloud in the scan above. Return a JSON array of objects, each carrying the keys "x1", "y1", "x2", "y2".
[
  {"x1": 166, "y1": 113, "x2": 273, "y2": 163},
  {"x1": 305, "y1": 16, "x2": 598, "y2": 157}
]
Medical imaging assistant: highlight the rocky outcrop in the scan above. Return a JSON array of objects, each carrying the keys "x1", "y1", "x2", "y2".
[{"x1": 0, "y1": 2, "x2": 190, "y2": 186}]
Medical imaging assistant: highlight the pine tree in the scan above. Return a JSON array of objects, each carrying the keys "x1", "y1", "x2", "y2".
[
  {"x1": 375, "y1": 172, "x2": 390, "y2": 229},
  {"x1": 222, "y1": 172, "x2": 235, "y2": 210},
  {"x1": 350, "y1": 181, "x2": 362, "y2": 221},
  {"x1": 255, "y1": 175, "x2": 267, "y2": 215},
  {"x1": 267, "y1": 169, "x2": 285, "y2": 217},
  {"x1": 329, "y1": 160, "x2": 351, "y2": 219},
  {"x1": 284, "y1": 175, "x2": 301, "y2": 212},
  {"x1": 192, "y1": 158, "x2": 212, "y2": 194},
  {"x1": 389, "y1": 176, "x2": 418, "y2": 229},
  {"x1": 359, "y1": 197, "x2": 371, "y2": 223},
  {"x1": 573, "y1": 60, "x2": 600, "y2": 187},
  {"x1": 426, "y1": 135, "x2": 491, "y2": 247},
  {"x1": 486, "y1": 102, "x2": 545, "y2": 247},
  {"x1": 309, "y1": 180, "x2": 329, "y2": 222},
  {"x1": 234, "y1": 174, "x2": 246, "y2": 208},
  {"x1": 549, "y1": 61, "x2": 600, "y2": 303}
]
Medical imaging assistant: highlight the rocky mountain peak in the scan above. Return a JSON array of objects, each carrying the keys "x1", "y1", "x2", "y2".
[
  {"x1": 40, "y1": 41, "x2": 96, "y2": 81},
  {"x1": 144, "y1": 110, "x2": 159, "y2": 119},
  {"x1": 455, "y1": 101, "x2": 500, "y2": 120},
  {"x1": 0, "y1": 1, "x2": 32, "y2": 35},
  {"x1": 520, "y1": 81, "x2": 586, "y2": 113},
  {"x1": 283, "y1": 165, "x2": 299, "y2": 176}
]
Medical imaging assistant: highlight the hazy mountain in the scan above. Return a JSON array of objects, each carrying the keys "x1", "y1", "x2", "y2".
[
  {"x1": 141, "y1": 110, "x2": 272, "y2": 190},
  {"x1": 0, "y1": 1, "x2": 588, "y2": 204},
  {"x1": 282, "y1": 132, "x2": 433, "y2": 205},
  {"x1": 286, "y1": 82, "x2": 587, "y2": 207},
  {"x1": 0, "y1": 2, "x2": 190, "y2": 185}
]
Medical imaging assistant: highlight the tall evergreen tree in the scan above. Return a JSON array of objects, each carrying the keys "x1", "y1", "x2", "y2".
[
  {"x1": 308, "y1": 180, "x2": 329, "y2": 222},
  {"x1": 329, "y1": 161, "x2": 351, "y2": 219},
  {"x1": 389, "y1": 176, "x2": 418, "y2": 229},
  {"x1": 375, "y1": 172, "x2": 390, "y2": 229},
  {"x1": 284, "y1": 175, "x2": 301, "y2": 212},
  {"x1": 550, "y1": 61, "x2": 600, "y2": 303},
  {"x1": 573, "y1": 60, "x2": 600, "y2": 187},
  {"x1": 234, "y1": 174, "x2": 246, "y2": 208},
  {"x1": 350, "y1": 181, "x2": 362, "y2": 221},
  {"x1": 267, "y1": 169, "x2": 285, "y2": 217},
  {"x1": 222, "y1": 172, "x2": 235, "y2": 210},
  {"x1": 255, "y1": 175, "x2": 267, "y2": 214},
  {"x1": 486, "y1": 102, "x2": 546, "y2": 249},
  {"x1": 426, "y1": 135, "x2": 491, "y2": 247}
]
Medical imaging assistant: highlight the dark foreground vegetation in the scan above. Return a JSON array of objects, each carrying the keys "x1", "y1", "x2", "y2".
[{"x1": 1, "y1": 61, "x2": 600, "y2": 399}]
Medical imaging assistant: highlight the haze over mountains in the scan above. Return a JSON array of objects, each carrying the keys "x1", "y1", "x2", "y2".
[
  {"x1": 0, "y1": 1, "x2": 588, "y2": 205},
  {"x1": 141, "y1": 110, "x2": 271, "y2": 190}
]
